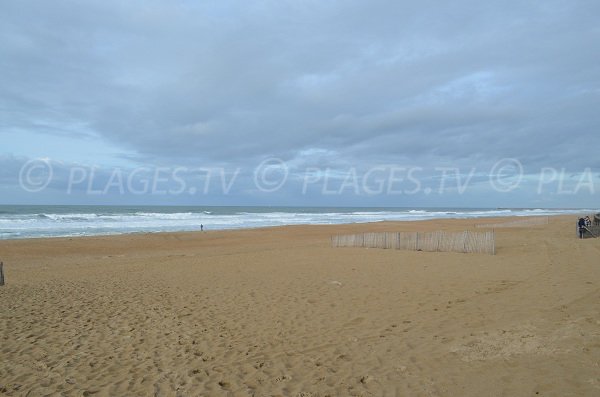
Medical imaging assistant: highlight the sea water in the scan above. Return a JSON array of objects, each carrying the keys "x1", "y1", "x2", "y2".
[{"x1": 0, "y1": 205, "x2": 594, "y2": 240}]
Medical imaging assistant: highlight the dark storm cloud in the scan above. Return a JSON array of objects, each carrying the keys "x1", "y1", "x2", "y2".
[{"x1": 1, "y1": 0, "x2": 599, "y2": 172}]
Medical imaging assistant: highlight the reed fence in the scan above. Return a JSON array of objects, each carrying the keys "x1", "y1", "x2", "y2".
[
  {"x1": 331, "y1": 231, "x2": 495, "y2": 255},
  {"x1": 475, "y1": 216, "x2": 549, "y2": 229}
]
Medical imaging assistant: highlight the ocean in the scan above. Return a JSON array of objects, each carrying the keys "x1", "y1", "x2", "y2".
[{"x1": 0, "y1": 205, "x2": 594, "y2": 240}]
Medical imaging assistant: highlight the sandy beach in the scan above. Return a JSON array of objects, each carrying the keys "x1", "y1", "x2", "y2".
[{"x1": 1, "y1": 215, "x2": 599, "y2": 396}]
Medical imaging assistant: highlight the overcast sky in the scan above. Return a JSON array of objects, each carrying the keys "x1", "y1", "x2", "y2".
[{"x1": 1, "y1": 0, "x2": 599, "y2": 207}]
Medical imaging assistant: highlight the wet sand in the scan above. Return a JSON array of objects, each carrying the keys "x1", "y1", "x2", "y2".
[{"x1": 1, "y1": 215, "x2": 599, "y2": 396}]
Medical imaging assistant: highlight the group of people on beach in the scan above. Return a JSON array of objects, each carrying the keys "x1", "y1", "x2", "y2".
[{"x1": 578, "y1": 216, "x2": 592, "y2": 239}]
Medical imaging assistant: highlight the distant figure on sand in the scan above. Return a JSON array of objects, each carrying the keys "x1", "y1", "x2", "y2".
[
  {"x1": 578, "y1": 217, "x2": 586, "y2": 239},
  {"x1": 201, "y1": 224, "x2": 204, "y2": 232}
]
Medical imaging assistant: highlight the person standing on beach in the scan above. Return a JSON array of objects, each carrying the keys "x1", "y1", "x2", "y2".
[
  {"x1": 578, "y1": 217, "x2": 586, "y2": 239},
  {"x1": 201, "y1": 224, "x2": 204, "y2": 231}
]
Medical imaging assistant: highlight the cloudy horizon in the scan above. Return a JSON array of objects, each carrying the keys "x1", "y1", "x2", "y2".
[{"x1": 1, "y1": 0, "x2": 599, "y2": 207}]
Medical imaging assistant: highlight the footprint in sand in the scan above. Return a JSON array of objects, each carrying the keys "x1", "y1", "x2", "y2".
[{"x1": 218, "y1": 380, "x2": 230, "y2": 389}]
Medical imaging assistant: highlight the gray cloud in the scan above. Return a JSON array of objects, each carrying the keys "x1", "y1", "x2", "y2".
[{"x1": 2, "y1": 0, "x2": 599, "y2": 180}]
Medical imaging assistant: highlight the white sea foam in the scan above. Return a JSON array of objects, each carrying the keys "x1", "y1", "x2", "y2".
[{"x1": 0, "y1": 207, "x2": 596, "y2": 239}]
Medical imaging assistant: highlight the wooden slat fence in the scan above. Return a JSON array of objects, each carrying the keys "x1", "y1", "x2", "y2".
[{"x1": 331, "y1": 231, "x2": 495, "y2": 255}]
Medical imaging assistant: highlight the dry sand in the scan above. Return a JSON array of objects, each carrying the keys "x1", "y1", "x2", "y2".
[{"x1": 1, "y1": 215, "x2": 599, "y2": 396}]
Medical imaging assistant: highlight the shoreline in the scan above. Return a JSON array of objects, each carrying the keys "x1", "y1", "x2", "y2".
[{"x1": 0, "y1": 211, "x2": 591, "y2": 243}]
